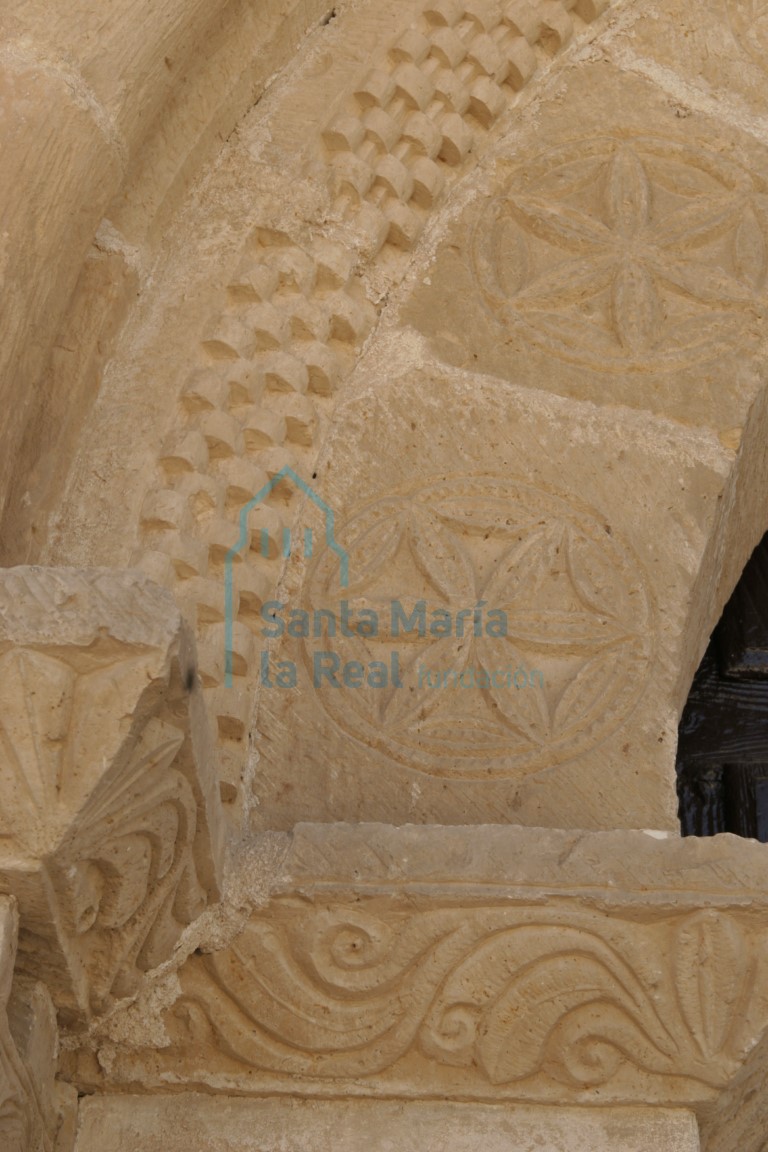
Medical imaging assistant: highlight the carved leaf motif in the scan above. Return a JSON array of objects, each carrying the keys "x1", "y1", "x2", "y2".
[
  {"x1": 0, "y1": 1079, "x2": 29, "y2": 1152},
  {"x1": 605, "y1": 146, "x2": 651, "y2": 236},
  {"x1": 136, "y1": 894, "x2": 188, "y2": 975},
  {"x1": 174, "y1": 911, "x2": 467, "y2": 1078},
  {"x1": 487, "y1": 211, "x2": 529, "y2": 299},
  {"x1": 750, "y1": 192, "x2": 768, "y2": 236},
  {"x1": 508, "y1": 196, "x2": 612, "y2": 254},
  {"x1": 435, "y1": 507, "x2": 539, "y2": 539},
  {"x1": 0, "y1": 650, "x2": 74, "y2": 833},
  {"x1": 483, "y1": 523, "x2": 567, "y2": 609},
  {"x1": 158, "y1": 906, "x2": 768, "y2": 1092},
  {"x1": 655, "y1": 255, "x2": 755, "y2": 306},
  {"x1": 303, "y1": 478, "x2": 653, "y2": 774},
  {"x1": 0, "y1": 911, "x2": 41, "y2": 1151},
  {"x1": 654, "y1": 195, "x2": 741, "y2": 251},
  {"x1": 310, "y1": 628, "x2": 394, "y2": 733},
  {"x1": 195, "y1": 947, "x2": 407, "y2": 1073},
  {"x1": 552, "y1": 648, "x2": 623, "y2": 734},
  {"x1": 534, "y1": 156, "x2": 605, "y2": 201},
  {"x1": 484, "y1": 530, "x2": 631, "y2": 648},
  {"x1": 674, "y1": 912, "x2": 748, "y2": 1059},
  {"x1": 497, "y1": 609, "x2": 625, "y2": 647},
  {"x1": 67, "y1": 862, "x2": 105, "y2": 936},
  {"x1": 529, "y1": 312, "x2": 626, "y2": 358},
  {"x1": 74, "y1": 719, "x2": 185, "y2": 838},
  {"x1": 425, "y1": 925, "x2": 678, "y2": 1086},
  {"x1": 325, "y1": 626, "x2": 472, "y2": 736},
  {"x1": 643, "y1": 155, "x2": 732, "y2": 199},
  {"x1": 611, "y1": 260, "x2": 661, "y2": 353},
  {"x1": 734, "y1": 204, "x2": 766, "y2": 290},
  {"x1": 478, "y1": 953, "x2": 643, "y2": 1085},
  {"x1": 469, "y1": 136, "x2": 768, "y2": 371},
  {"x1": 91, "y1": 834, "x2": 155, "y2": 931},
  {"x1": 565, "y1": 526, "x2": 640, "y2": 628},
  {"x1": 340, "y1": 516, "x2": 404, "y2": 598},
  {"x1": 480, "y1": 637, "x2": 550, "y2": 744},
  {"x1": 514, "y1": 254, "x2": 613, "y2": 309},
  {"x1": 53, "y1": 719, "x2": 200, "y2": 1011},
  {"x1": 407, "y1": 508, "x2": 476, "y2": 603},
  {"x1": 379, "y1": 634, "x2": 472, "y2": 733}
]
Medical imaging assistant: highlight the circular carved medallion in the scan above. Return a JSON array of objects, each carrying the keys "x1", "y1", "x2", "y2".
[
  {"x1": 471, "y1": 135, "x2": 768, "y2": 372},
  {"x1": 302, "y1": 475, "x2": 653, "y2": 779}
]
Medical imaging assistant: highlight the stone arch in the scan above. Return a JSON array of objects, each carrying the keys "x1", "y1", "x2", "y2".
[
  {"x1": 25, "y1": 0, "x2": 768, "y2": 836},
  {"x1": 6, "y1": 3, "x2": 768, "y2": 1147},
  {"x1": 0, "y1": 0, "x2": 339, "y2": 562}
]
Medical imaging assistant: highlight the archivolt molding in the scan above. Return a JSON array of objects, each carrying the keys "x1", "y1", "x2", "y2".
[
  {"x1": 39, "y1": 0, "x2": 768, "y2": 837},
  {"x1": 0, "y1": 567, "x2": 224, "y2": 1025},
  {"x1": 0, "y1": 0, "x2": 341, "y2": 568},
  {"x1": 321, "y1": 0, "x2": 610, "y2": 254},
  {"x1": 133, "y1": 229, "x2": 377, "y2": 744},
  {"x1": 128, "y1": 0, "x2": 615, "y2": 767},
  {"x1": 10, "y1": 0, "x2": 768, "y2": 1142}
]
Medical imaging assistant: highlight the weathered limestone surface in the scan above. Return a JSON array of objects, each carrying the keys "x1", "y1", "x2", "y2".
[
  {"x1": 63, "y1": 822, "x2": 768, "y2": 1142},
  {"x1": 404, "y1": 62, "x2": 768, "y2": 431},
  {"x1": 251, "y1": 54, "x2": 768, "y2": 831},
  {"x1": 0, "y1": 0, "x2": 338, "y2": 564},
  {"x1": 0, "y1": 566, "x2": 224, "y2": 1024},
  {"x1": 610, "y1": 0, "x2": 768, "y2": 120},
  {"x1": 0, "y1": 897, "x2": 75, "y2": 1152},
  {"x1": 37, "y1": 0, "x2": 768, "y2": 834},
  {"x1": 256, "y1": 366, "x2": 723, "y2": 830},
  {"x1": 42, "y1": 0, "x2": 615, "y2": 811},
  {"x1": 73, "y1": 1097, "x2": 701, "y2": 1152},
  {"x1": 5, "y1": 0, "x2": 768, "y2": 1147}
]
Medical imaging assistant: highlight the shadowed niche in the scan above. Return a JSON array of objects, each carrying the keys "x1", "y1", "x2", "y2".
[{"x1": 677, "y1": 531, "x2": 768, "y2": 839}]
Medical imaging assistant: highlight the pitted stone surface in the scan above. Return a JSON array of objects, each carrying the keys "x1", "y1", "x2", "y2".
[
  {"x1": 5, "y1": 0, "x2": 768, "y2": 1147},
  {"x1": 74, "y1": 1097, "x2": 701, "y2": 1152}
]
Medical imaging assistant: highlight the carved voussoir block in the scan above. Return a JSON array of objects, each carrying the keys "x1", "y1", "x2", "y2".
[{"x1": 0, "y1": 567, "x2": 224, "y2": 1024}]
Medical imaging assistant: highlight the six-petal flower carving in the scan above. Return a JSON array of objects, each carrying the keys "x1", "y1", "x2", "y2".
[
  {"x1": 473, "y1": 137, "x2": 768, "y2": 369},
  {"x1": 302, "y1": 478, "x2": 652, "y2": 779}
]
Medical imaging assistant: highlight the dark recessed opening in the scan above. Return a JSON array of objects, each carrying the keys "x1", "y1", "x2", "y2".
[{"x1": 677, "y1": 530, "x2": 768, "y2": 840}]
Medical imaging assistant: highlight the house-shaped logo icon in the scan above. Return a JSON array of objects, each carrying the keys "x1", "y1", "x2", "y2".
[{"x1": 224, "y1": 466, "x2": 349, "y2": 686}]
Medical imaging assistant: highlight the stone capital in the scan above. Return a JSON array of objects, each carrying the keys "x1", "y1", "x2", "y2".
[{"x1": 0, "y1": 567, "x2": 224, "y2": 1024}]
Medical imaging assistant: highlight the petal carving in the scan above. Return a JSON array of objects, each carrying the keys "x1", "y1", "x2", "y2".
[
  {"x1": 508, "y1": 196, "x2": 612, "y2": 254},
  {"x1": 611, "y1": 260, "x2": 661, "y2": 353},
  {"x1": 407, "y1": 508, "x2": 476, "y2": 603},
  {"x1": 734, "y1": 204, "x2": 766, "y2": 291},
  {"x1": 605, "y1": 146, "x2": 651, "y2": 236},
  {"x1": 674, "y1": 912, "x2": 748, "y2": 1060}
]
